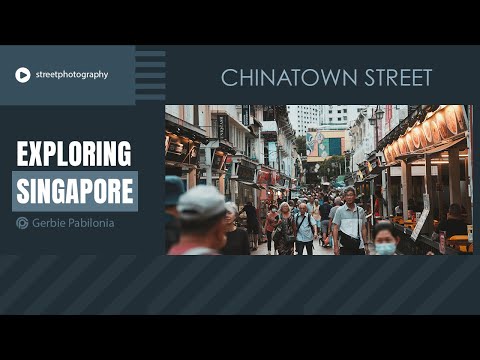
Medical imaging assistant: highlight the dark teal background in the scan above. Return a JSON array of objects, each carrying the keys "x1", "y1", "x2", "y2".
[{"x1": 0, "y1": 45, "x2": 478, "y2": 314}]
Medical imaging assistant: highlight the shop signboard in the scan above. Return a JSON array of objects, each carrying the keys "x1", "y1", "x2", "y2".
[
  {"x1": 257, "y1": 170, "x2": 270, "y2": 184},
  {"x1": 270, "y1": 170, "x2": 280, "y2": 185},
  {"x1": 237, "y1": 164, "x2": 255, "y2": 182},
  {"x1": 217, "y1": 115, "x2": 230, "y2": 141},
  {"x1": 166, "y1": 133, "x2": 201, "y2": 166},
  {"x1": 411, "y1": 193, "x2": 430, "y2": 241},
  {"x1": 212, "y1": 151, "x2": 227, "y2": 171},
  {"x1": 241, "y1": 105, "x2": 250, "y2": 126}
]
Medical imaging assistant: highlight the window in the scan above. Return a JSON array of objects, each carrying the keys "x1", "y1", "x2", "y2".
[
  {"x1": 337, "y1": 110, "x2": 341, "y2": 113},
  {"x1": 343, "y1": 116, "x2": 347, "y2": 120},
  {"x1": 343, "y1": 109, "x2": 347, "y2": 113},
  {"x1": 338, "y1": 117, "x2": 341, "y2": 121}
]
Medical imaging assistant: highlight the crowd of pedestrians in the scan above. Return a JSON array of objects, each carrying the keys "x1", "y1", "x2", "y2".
[{"x1": 165, "y1": 176, "x2": 436, "y2": 255}]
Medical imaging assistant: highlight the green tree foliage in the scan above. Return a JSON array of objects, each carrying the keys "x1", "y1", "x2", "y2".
[{"x1": 295, "y1": 136, "x2": 306, "y2": 156}]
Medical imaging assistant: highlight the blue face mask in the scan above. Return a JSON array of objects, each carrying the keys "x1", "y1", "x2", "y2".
[{"x1": 375, "y1": 242, "x2": 397, "y2": 255}]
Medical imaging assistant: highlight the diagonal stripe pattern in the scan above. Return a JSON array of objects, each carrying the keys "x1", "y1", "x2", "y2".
[
  {"x1": 0, "y1": 255, "x2": 58, "y2": 314},
  {"x1": 23, "y1": 255, "x2": 97, "y2": 315},
  {"x1": 62, "y1": 255, "x2": 136, "y2": 315}
]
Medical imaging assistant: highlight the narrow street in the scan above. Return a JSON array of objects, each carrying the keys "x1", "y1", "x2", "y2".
[{"x1": 252, "y1": 238, "x2": 334, "y2": 255}]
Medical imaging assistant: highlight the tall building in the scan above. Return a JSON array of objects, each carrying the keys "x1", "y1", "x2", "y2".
[
  {"x1": 321, "y1": 105, "x2": 366, "y2": 130},
  {"x1": 286, "y1": 105, "x2": 322, "y2": 136}
]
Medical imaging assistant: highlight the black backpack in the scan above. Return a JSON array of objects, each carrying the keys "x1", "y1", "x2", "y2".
[{"x1": 296, "y1": 213, "x2": 315, "y2": 235}]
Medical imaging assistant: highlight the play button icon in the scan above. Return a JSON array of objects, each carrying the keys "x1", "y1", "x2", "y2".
[{"x1": 15, "y1": 67, "x2": 31, "y2": 83}]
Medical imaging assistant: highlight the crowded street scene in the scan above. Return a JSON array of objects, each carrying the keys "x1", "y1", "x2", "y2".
[{"x1": 165, "y1": 105, "x2": 473, "y2": 255}]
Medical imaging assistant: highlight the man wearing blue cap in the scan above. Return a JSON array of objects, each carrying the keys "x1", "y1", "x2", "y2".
[{"x1": 165, "y1": 176, "x2": 186, "y2": 253}]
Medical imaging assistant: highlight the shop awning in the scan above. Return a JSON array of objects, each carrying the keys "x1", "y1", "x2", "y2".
[
  {"x1": 239, "y1": 181, "x2": 265, "y2": 190},
  {"x1": 395, "y1": 135, "x2": 466, "y2": 161},
  {"x1": 269, "y1": 185, "x2": 285, "y2": 191}
]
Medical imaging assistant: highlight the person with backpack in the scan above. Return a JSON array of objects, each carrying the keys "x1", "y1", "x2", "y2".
[
  {"x1": 332, "y1": 186, "x2": 369, "y2": 255},
  {"x1": 295, "y1": 202, "x2": 318, "y2": 255}
]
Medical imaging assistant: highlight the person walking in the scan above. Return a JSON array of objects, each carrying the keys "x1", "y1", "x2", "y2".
[
  {"x1": 306, "y1": 195, "x2": 315, "y2": 215},
  {"x1": 312, "y1": 199, "x2": 322, "y2": 244},
  {"x1": 239, "y1": 201, "x2": 260, "y2": 251},
  {"x1": 291, "y1": 200, "x2": 300, "y2": 217},
  {"x1": 168, "y1": 185, "x2": 228, "y2": 255},
  {"x1": 327, "y1": 196, "x2": 343, "y2": 247},
  {"x1": 319, "y1": 195, "x2": 333, "y2": 247},
  {"x1": 332, "y1": 186, "x2": 369, "y2": 255},
  {"x1": 220, "y1": 202, "x2": 250, "y2": 255},
  {"x1": 165, "y1": 176, "x2": 185, "y2": 253},
  {"x1": 264, "y1": 204, "x2": 280, "y2": 255},
  {"x1": 295, "y1": 203, "x2": 318, "y2": 255},
  {"x1": 275, "y1": 202, "x2": 296, "y2": 255}
]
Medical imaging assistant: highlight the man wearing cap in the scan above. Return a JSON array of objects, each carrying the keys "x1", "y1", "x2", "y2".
[
  {"x1": 168, "y1": 185, "x2": 228, "y2": 255},
  {"x1": 165, "y1": 176, "x2": 185, "y2": 253}
]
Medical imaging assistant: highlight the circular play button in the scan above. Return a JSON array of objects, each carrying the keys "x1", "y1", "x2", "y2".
[{"x1": 15, "y1": 67, "x2": 31, "y2": 83}]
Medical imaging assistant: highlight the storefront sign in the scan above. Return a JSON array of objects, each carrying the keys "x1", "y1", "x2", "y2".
[
  {"x1": 218, "y1": 115, "x2": 230, "y2": 141},
  {"x1": 212, "y1": 151, "x2": 227, "y2": 171},
  {"x1": 257, "y1": 170, "x2": 270, "y2": 184},
  {"x1": 242, "y1": 105, "x2": 250, "y2": 126},
  {"x1": 237, "y1": 164, "x2": 255, "y2": 182},
  {"x1": 411, "y1": 193, "x2": 430, "y2": 241},
  {"x1": 384, "y1": 105, "x2": 467, "y2": 164},
  {"x1": 165, "y1": 133, "x2": 201, "y2": 166},
  {"x1": 270, "y1": 170, "x2": 280, "y2": 185},
  {"x1": 439, "y1": 231, "x2": 446, "y2": 255}
]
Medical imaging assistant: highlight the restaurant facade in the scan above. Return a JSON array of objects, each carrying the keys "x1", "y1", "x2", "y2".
[{"x1": 376, "y1": 105, "x2": 473, "y2": 254}]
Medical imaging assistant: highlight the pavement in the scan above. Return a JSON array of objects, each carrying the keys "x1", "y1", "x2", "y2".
[{"x1": 252, "y1": 237, "x2": 335, "y2": 255}]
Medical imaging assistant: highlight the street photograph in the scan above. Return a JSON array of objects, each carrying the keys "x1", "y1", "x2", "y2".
[{"x1": 165, "y1": 105, "x2": 473, "y2": 256}]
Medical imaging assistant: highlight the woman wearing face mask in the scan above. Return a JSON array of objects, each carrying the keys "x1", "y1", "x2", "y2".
[
  {"x1": 264, "y1": 204, "x2": 281, "y2": 255},
  {"x1": 220, "y1": 202, "x2": 250, "y2": 255},
  {"x1": 373, "y1": 221, "x2": 400, "y2": 255},
  {"x1": 373, "y1": 221, "x2": 435, "y2": 255}
]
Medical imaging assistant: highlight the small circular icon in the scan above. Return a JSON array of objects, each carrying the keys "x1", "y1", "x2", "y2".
[
  {"x1": 15, "y1": 67, "x2": 31, "y2": 83},
  {"x1": 16, "y1": 217, "x2": 29, "y2": 230}
]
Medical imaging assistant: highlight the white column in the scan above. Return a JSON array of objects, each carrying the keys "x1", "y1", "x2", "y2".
[
  {"x1": 218, "y1": 173, "x2": 225, "y2": 195},
  {"x1": 205, "y1": 146, "x2": 213, "y2": 186},
  {"x1": 424, "y1": 154, "x2": 433, "y2": 234},
  {"x1": 187, "y1": 168, "x2": 196, "y2": 190},
  {"x1": 401, "y1": 160, "x2": 412, "y2": 220},
  {"x1": 448, "y1": 147, "x2": 461, "y2": 206}
]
